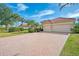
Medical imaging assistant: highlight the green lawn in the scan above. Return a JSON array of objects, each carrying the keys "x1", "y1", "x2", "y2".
[
  {"x1": 60, "y1": 34, "x2": 79, "y2": 56},
  {"x1": 0, "y1": 30, "x2": 28, "y2": 37}
]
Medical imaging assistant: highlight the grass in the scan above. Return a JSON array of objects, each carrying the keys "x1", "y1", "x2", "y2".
[
  {"x1": 60, "y1": 34, "x2": 79, "y2": 56},
  {"x1": 0, "y1": 30, "x2": 28, "y2": 37}
]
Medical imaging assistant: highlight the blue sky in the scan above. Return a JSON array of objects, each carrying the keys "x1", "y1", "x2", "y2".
[{"x1": 6, "y1": 3, "x2": 79, "y2": 22}]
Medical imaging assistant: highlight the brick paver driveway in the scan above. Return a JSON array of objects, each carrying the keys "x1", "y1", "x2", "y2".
[{"x1": 0, "y1": 32, "x2": 68, "y2": 56}]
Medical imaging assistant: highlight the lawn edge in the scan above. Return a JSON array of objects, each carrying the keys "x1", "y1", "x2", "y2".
[{"x1": 59, "y1": 33, "x2": 71, "y2": 56}]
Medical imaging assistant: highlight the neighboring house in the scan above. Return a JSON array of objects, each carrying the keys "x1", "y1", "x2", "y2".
[
  {"x1": 20, "y1": 23, "x2": 29, "y2": 29},
  {"x1": 20, "y1": 23, "x2": 35, "y2": 29},
  {"x1": 42, "y1": 17, "x2": 76, "y2": 32}
]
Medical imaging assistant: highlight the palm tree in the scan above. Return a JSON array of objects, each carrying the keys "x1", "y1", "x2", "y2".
[
  {"x1": 26, "y1": 20, "x2": 35, "y2": 28},
  {"x1": 26, "y1": 20, "x2": 40, "y2": 32},
  {"x1": 10, "y1": 13, "x2": 22, "y2": 25},
  {"x1": 11, "y1": 13, "x2": 27, "y2": 27}
]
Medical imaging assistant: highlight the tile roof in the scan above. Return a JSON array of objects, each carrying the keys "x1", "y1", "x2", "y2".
[{"x1": 42, "y1": 17, "x2": 76, "y2": 24}]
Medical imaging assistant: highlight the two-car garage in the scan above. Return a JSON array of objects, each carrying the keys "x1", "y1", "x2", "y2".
[
  {"x1": 42, "y1": 18, "x2": 75, "y2": 33},
  {"x1": 51, "y1": 23, "x2": 74, "y2": 32}
]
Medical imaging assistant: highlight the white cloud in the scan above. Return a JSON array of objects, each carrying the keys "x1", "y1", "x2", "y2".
[
  {"x1": 28, "y1": 10, "x2": 55, "y2": 22},
  {"x1": 74, "y1": 9, "x2": 79, "y2": 13},
  {"x1": 39, "y1": 10, "x2": 55, "y2": 17},
  {"x1": 17, "y1": 3, "x2": 29, "y2": 11},
  {"x1": 66, "y1": 13, "x2": 79, "y2": 18},
  {"x1": 62, "y1": 9, "x2": 79, "y2": 18},
  {"x1": 31, "y1": 10, "x2": 55, "y2": 18}
]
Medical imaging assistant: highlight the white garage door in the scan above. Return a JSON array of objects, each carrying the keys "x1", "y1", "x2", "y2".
[{"x1": 52, "y1": 24, "x2": 73, "y2": 32}]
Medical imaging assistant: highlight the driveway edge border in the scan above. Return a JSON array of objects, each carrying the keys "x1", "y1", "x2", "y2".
[{"x1": 58, "y1": 33, "x2": 70, "y2": 56}]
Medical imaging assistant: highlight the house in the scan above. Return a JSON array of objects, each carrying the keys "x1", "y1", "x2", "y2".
[
  {"x1": 19, "y1": 23, "x2": 29, "y2": 29},
  {"x1": 19, "y1": 23, "x2": 36, "y2": 29},
  {"x1": 42, "y1": 17, "x2": 76, "y2": 33}
]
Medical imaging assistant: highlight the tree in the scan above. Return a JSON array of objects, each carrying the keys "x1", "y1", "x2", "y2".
[
  {"x1": 10, "y1": 13, "x2": 22, "y2": 26},
  {"x1": 19, "y1": 18, "x2": 27, "y2": 28},
  {"x1": 0, "y1": 4, "x2": 23, "y2": 32},
  {"x1": 11, "y1": 14, "x2": 27, "y2": 28},
  {"x1": 0, "y1": 4, "x2": 8, "y2": 26},
  {"x1": 0, "y1": 4, "x2": 13, "y2": 32},
  {"x1": 71, "y1": 23, "x2": 79, "y2": 33},
  {"x1": 26, "y1": 20, "x2": 40, "y2": 32},
  {"x1": 26, "y1": 20, "x2": 36, "y2": 27}
]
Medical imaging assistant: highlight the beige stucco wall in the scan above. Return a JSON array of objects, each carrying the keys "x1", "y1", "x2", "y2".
[
  {"x1": 43, "y1": 24, "x2": 52, "y2": 32},
  {"x1": 43, "y1": 22, "x2": 74, "y2": 32}
]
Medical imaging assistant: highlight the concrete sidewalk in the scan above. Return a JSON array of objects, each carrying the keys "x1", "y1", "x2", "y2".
[{"x1": 0, "y1": 33, "x2": 68, "y2": 56}]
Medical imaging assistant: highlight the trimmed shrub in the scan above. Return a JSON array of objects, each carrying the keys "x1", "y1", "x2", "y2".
[
  {"x1": 0, "y1": 27, "x2": 6, "y2": 32},
  {"x1": 8, "y1": 27, "x2": 24, "y2": 32},
  {"x1": 71, "y1": 24, "x2": 79, "y2": 33},
  {"x1": 28, "y1": 28, "x2": 35, "y2": 33}
]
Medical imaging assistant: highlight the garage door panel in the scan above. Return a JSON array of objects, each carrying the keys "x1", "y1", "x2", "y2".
[{"x1": 52, "y1": 24, "x2": 73, "y2": 32}]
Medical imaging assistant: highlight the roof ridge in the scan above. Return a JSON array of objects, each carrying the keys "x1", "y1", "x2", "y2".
[{"x1": 42, "y1": 17, "x2": 76, "y2": 24}]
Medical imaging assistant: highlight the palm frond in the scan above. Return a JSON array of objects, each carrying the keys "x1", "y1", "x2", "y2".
[{"x1": 59, "y1": 3, "x2": 77, "y2": 11}]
